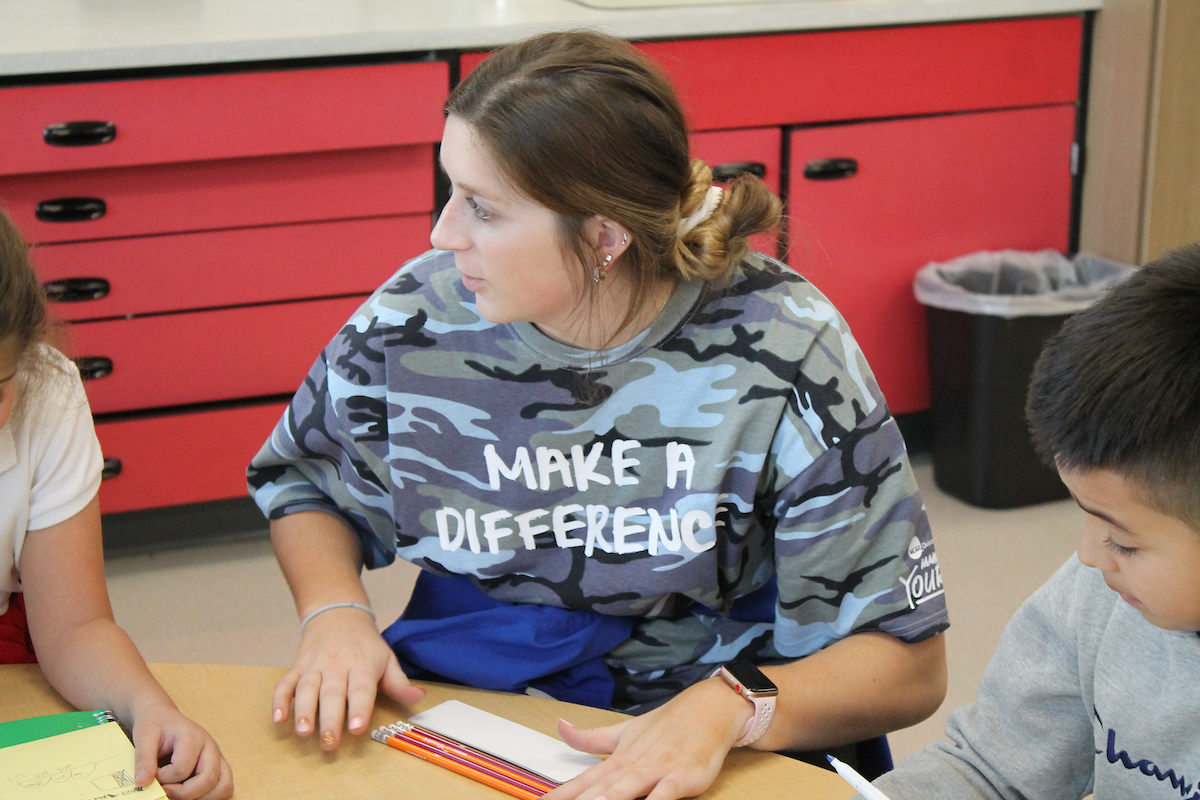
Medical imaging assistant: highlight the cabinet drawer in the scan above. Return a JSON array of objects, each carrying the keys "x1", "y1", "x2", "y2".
[
  {"x1": 71, "y1": 295, "x2": 365, "y2": 414},
  {"x1": 0, "y1": 145, "x2": 433, "y2": 244},
  {"x1": 691, "y1": 127, "x2": 781, "y2": 258},
  {"x1": 787, "y1": 104, "x2": 1076, "y2": 415},
  {"x1": 0, "y1": 61, "x2": 448, "y2": 177},
  {"x1": 36, "y1": 215, "x2": 429, "y2": 321},
  {"x1": 96, "y1": 401, "x2": 287, "y2": 514},
  {"x1": 639, "y1": 17, "x2": 1082, "y2": 131}
]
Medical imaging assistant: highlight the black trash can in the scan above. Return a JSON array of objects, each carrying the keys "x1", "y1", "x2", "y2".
[{"x1": 914, "y1": 250, "x2": 1135, "y2": 509}]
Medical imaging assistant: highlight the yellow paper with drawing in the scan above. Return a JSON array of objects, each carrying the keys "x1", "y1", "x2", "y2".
[{"x1": 0, "y1": 722, "x2": 166, "y2": 800}]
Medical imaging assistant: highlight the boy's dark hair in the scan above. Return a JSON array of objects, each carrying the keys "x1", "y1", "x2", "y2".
[{"x1": 1026, "y1": 242, "x2": 1200, "y2": 528}]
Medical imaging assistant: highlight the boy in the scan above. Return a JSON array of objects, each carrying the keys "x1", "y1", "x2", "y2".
[{"x1": 867, "y1": 242, "x2": 1200, "y2": 800}]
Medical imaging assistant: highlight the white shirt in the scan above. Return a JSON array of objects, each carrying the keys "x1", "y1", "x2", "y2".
[{"x1": 0, "y1": 348, "x2": 103, "y2": 614}]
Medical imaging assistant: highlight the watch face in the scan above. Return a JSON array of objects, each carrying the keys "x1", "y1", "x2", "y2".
[{"x1": 723, "y1": 660, "x2": 777, "y2": 695}]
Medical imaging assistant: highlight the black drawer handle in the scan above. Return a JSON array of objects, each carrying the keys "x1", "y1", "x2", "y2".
[
  {"x1": 43, "y1": 121, "x2": 117, "y2": 147},
  {"x1": 76, "y1": 356, "x2": 113, "y2": 380},
  {"x1": 101, "y1": 457, "x2": 123, "y2": 480},
  {"x1": 35, "y1": 197, "x2": 106, "y2": 223},
  {"x1": 712, "y1": 161, "x2": 767, "y2": 182},
  {"x1": 44, "y1": 277, "x2": 110, "y2": 303},
  {"x1": 803, "y1": 158, "x2": 859, "y2": 181}
]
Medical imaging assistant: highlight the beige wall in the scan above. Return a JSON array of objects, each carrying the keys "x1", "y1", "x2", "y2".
[
  {"x1": 1141, "y1": 0, "x2": 1200, "y2": 261},
  {"x1": 1079, "y1": 0, "x2": 1200, "y2": 264},
  {"x1": 1078, "y1": 0, "x2": 1156, "y2": 263}
]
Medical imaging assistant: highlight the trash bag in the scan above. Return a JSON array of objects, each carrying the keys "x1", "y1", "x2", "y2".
[
  {"x1": 914, "y1": 249, "x2": 1136, "y2": 318},
  {"x1": 913, "y1": 249, "x2": 1135, "y2": 508}
]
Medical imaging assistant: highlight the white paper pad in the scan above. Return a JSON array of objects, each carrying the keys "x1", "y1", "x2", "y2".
[{"x1": 408, "y1": 700, "x2": 602, "y2": 784}]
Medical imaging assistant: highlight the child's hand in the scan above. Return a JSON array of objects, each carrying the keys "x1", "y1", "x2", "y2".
[
  {"x1": 271, "y1": 605, "x2": 425, "y2": 749},
  {"x1": 130, "y1": 703, "x2": 233, "y2": 800}
]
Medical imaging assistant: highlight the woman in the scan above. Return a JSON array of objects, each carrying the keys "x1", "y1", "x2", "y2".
[{"x1": 249, "y1": 30, "x2": 947, "y2": 800}]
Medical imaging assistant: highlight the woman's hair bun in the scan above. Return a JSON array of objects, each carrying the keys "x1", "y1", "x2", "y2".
[{"x1": 673, "y1": 159, "x2": 782, "y2": 282}]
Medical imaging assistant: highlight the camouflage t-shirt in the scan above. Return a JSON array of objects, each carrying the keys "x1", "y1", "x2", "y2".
[{"x1": 248, "y1": 248, "x2": 948, "y2": 712}]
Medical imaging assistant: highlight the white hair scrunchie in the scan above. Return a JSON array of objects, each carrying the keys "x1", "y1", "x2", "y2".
[{"x1": 677, "y1": 185, "x2": 724, "y2": 236}]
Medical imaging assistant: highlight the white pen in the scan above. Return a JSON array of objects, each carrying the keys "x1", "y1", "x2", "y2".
[{"x1": 827, "y1": 755, "x2": 893, "y2": 800}]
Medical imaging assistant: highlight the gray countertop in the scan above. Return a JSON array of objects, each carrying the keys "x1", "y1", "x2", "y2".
[{"x1": 0, "y1": 0, "x2": 1100, "y2": 77}]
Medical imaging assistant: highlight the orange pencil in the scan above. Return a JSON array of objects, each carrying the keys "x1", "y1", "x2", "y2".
[
  {"x1": 401, "y1": 723, "x2": 558, "y2": 792},
  {"x1": 396, "y1": 727, "x2": 551, "y2": 792},
  {"x1": 373, "y1": 729, "x2": 545, "y2": 800}
]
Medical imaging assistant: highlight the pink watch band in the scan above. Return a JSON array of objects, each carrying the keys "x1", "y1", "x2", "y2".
[
  {"x1": 732, "y1": 690, "x2": 775, "y2": 747},
  {"x1": 712, "y1": 664, "x2": 778, "y2": 747}
]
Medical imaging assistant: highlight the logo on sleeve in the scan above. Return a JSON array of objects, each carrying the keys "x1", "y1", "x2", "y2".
[
  {"x1": 900, "y1": 537, "x2": 942, "y2": 610},
  {"x1": 907, "y1": 536, "x2": 929, "y2": 560}
]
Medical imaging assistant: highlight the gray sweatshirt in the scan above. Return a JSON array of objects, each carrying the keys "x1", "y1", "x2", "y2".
[{"x1": 868, "y1": 555, "x2": 1200, "y2": 800}]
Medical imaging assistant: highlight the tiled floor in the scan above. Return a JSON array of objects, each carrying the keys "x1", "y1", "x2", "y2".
[{"x1": 104, "y1": 453, "x2": 1083, "y2": 761}]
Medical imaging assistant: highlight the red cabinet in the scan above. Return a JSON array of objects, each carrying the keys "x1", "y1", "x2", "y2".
[
  {"x1": 787, "y1": 105, "x2": 1076, "y2": 413},
  {"x1": 36, "y1": 215, "x2": 430, "y2": 321},
  {"x1": 69, "y1": 295, "x2": 365, "y2": 414},
  {"x1": 0, "y1": 60, "x2": 448, "y2": 515},
  {"x1": 94, "y1": 402, "x2": 291, "y2": 515},
  {"x1": 637, "y1": 17, "x2": 1081, "y2": 130},
  {"x1": 633, "y1": 16, "x2": 1083, "y2": 416},
  {"x1": 0, "y1": 62, "x2": 446, "y2": 174},
  {"x1": 4, "y1": 15, "x2": 1086, "y2": 520},
  {"x1": 4, "y1": 146, "x2": 433, "y2": 244}
]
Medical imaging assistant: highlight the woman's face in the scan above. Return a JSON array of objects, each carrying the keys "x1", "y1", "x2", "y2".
[{"x1": 430, "y1": 115, "x2": 587, "y2": 342}]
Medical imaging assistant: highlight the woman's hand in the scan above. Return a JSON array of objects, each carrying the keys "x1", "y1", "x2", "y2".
[
  {"x1": 130, "y1": 702, "x2": 233, "y2": 800},
  {"x1": 271, "y1": 605, "x2": 425, "y2": 749},
  {"x1": 545, "y1": 676, "x2": 752, "y2": 800},
  {"x1": 546, "y1": 633, "x2": 947, "y2": 800},
  {"x1": 269, "y1": 510, "x2": 425, "y2": 748}
]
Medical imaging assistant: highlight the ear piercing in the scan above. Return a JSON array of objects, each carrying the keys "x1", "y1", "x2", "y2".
[{"x1": 594, "y1": 253, "x2": 612, "y2": 283}]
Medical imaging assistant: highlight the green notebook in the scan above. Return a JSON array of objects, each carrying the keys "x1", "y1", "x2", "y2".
[
  {"x1": 0, "y1": 709, "x2": 167, "y2": 800},
  {"x1": 0, "y1": 708, "x2": 118, "y2": 748}
]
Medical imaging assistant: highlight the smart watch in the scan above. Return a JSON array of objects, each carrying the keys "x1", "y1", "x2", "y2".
[{"x1": 712, "y1": 660, "x2": 778, "y2": 747}]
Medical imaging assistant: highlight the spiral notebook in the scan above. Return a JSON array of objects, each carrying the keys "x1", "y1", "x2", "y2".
[{"x1": 0, "y1": 710, "x2": 167, "y2": 800}]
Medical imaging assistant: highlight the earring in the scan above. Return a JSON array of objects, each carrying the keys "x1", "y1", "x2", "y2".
[{"x1": 594, "y1": 253, "x2": 612, "y2": 283}]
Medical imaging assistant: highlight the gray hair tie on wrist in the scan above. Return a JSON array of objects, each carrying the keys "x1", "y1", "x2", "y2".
[{"x1": 299, "y1": 602, "x2": 376, "y2": 635}]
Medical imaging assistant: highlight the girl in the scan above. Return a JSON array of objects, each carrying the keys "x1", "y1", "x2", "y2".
[
  {"x1": 251, "y1": 30, "x2": 948, "y2": 800},
  {"x1": 0, "y1": 208, "x2": 232, "y2": 800}
]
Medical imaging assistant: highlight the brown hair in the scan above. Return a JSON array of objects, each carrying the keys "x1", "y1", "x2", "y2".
[
  {"x1": 445, "y1": 30, "x2": 781, "y2": 340},
  {"x1": 0, "y1": 209, "x2": 49, "y2": 362},
  {"x1": 0, "y1": 208, "x2": 63, "y2": 412}
]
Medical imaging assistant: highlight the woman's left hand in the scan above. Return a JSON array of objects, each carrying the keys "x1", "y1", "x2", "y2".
[
  {"x1": 545, "y1": 676, "x2": 752, "y2": 800},
  {"x1": 546, "y1": 633, "x2": 948, "y2": 800}
]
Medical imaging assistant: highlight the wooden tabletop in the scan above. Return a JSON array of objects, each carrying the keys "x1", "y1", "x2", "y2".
[{"x1": 0, "y1": 663, "x2": 854, "y2": 800}]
